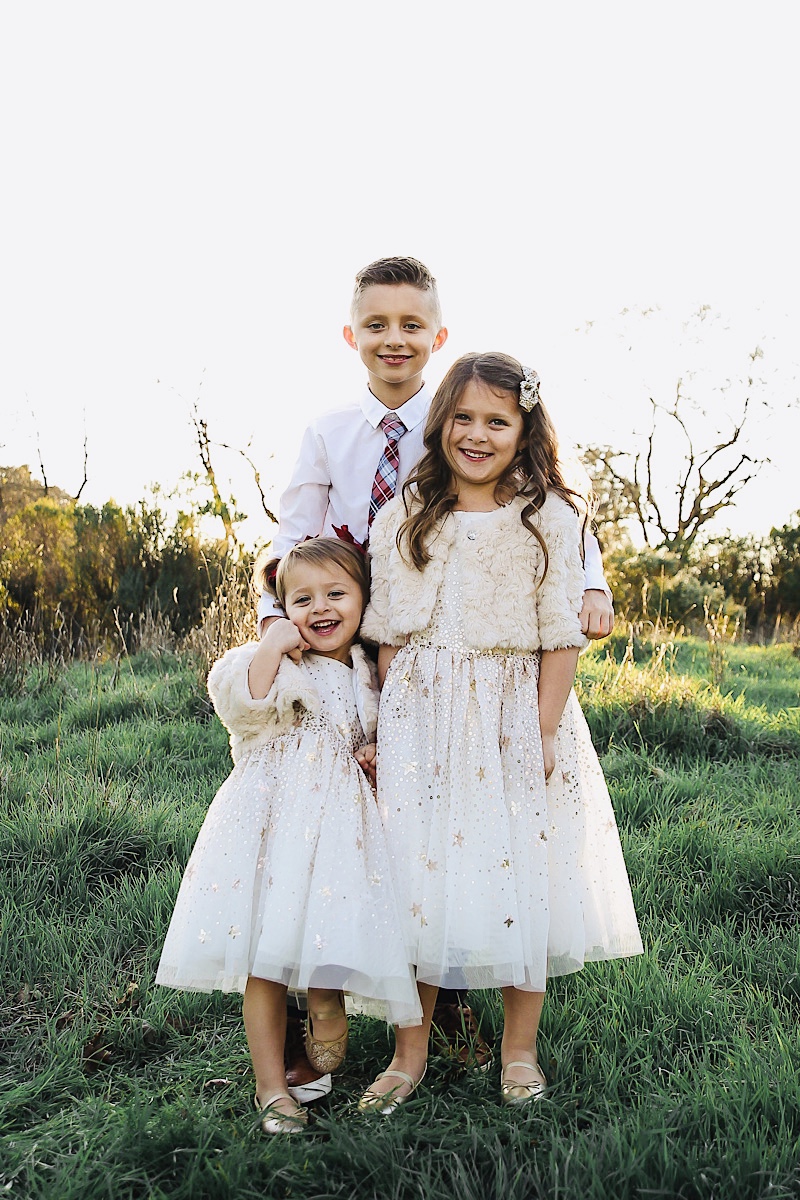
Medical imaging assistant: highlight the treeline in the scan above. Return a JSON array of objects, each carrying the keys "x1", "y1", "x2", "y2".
[
  {"x1": 0, "y1": 466, "x2": 235, "y2": 648},
  {"x1": 604, "y1": 521, "x2": 800, "y2": 634},
  {"x1": 1, "y1": 464, "x2": 799, "y2": 649}
]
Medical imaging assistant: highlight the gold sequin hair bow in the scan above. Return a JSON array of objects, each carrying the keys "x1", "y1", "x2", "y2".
[{"x1": 519, "y1": 366, "x2": 541, "y2": 412}]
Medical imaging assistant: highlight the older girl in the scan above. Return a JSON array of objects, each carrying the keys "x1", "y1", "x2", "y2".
[{"x1": 358, "y1": 353, "x2": 642, "y2": 1112}]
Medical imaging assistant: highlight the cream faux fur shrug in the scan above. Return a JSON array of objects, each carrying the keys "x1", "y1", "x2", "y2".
[
  {"x1": 361, "y1": 491, "x2": 588, "y2": 653},
  {"x1": 207, "y1": 643, "x2": 379, "y2": 764}
]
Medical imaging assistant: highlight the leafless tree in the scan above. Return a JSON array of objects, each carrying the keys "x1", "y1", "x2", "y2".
[{"x1": 582, "y1": 364, "x2": 769, "y2": 554}]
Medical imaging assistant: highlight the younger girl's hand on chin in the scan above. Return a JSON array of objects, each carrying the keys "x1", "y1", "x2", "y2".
[{"x1": 263, "y1": 617, "x2": 310, "y2": 662}]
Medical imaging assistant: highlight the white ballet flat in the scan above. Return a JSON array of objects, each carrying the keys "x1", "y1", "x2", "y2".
[
  {"x1": 254, "y1": 1090, "x2": 309, "y2": 1135},
  {"x1": 500, "y1": 1060, "x2": 547, "y2": 1107}
]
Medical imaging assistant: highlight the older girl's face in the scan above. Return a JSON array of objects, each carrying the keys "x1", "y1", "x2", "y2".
[{"x1": 442, "y1": 379, "x2": 525, "y2": 504}]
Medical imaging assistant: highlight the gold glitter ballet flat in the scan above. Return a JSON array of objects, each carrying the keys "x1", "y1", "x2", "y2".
[
  {"x1": 254, "y1": 1091, "x2": 308, "y2": 1135},
  {"x1": 500, "y1": 1060, "x2": 547, "y2": 1107},
  {"x1": 304, "y1": 991, "x2": 349, "y2": 1074},
  {"x1": 357, "y1": 1066, "x2": 426, "y2": 1115}
]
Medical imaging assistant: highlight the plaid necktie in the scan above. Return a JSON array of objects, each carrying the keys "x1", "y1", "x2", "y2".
[{"x1": 368, "y1": 414, "x2": 407, "y2": 526}]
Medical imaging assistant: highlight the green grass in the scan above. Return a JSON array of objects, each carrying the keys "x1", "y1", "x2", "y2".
[{"x1": 1, "y1": 641, "x2": 799, "y2": 1199}]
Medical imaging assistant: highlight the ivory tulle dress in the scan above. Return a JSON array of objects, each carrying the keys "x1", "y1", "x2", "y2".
[
  {"x1": 155, "y1": 644, "x2": 422, "y2": 1027},
  {"x1": 367, "y1": 508, "x2": 643, "y2": 993}
]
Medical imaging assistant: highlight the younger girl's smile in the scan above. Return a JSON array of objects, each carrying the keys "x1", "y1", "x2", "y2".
[{"x1": 282, "y1": 563, "x2": 364, "y2": 664}]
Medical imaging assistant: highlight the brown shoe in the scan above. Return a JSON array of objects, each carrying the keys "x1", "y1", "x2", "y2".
[
  {"x1": 284, "y1": 1008, "x2": 332, "y2": 1104},
  {"x1": 430, "y1": 1003, "x2": 493, "y2": 1071}
]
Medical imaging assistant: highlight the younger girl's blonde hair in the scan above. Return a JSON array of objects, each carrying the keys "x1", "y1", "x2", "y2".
[{"x1": 254, "y1": 537, "x2": 370, "y2": 611}]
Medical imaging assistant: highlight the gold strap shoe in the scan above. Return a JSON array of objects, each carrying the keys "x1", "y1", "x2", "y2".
[
  {"x1": 304, "y1": 992, "x2": 349, "y2": 1074},
  {"x1": 357, "y1": 1066, "x2": 426, "y2": 1116}
]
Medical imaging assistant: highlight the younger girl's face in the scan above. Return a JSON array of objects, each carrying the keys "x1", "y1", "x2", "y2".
[
  {"x1": 442, "y1": 379, "x2": 525, "y2": 502},
  {"x1": 282, "y1": 561, "x2": 364, "y2": 663}
]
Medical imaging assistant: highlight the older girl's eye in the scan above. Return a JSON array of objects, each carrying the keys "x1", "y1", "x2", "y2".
[{"x1": 453, "y1": 412, "x2": 470, "y2": 422}]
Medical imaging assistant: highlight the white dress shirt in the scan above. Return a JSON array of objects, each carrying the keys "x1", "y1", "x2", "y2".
[{"x1": 258, "y1": 384, "x2": 609, "y2": 622}]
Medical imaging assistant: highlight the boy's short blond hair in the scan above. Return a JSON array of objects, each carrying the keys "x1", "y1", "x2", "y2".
[{"x1": 351, "y1": 256, "x2": 442, "y2": 327}]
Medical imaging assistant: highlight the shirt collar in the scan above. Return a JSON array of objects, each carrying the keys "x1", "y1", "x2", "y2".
[{"x1": 359, "y1": 384, "x2": 432, "y2": 433}]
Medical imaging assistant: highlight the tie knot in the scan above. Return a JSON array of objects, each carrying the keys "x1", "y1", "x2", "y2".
[{"x1": 380, "y1": 414, "x2": 406, "y2": 443}]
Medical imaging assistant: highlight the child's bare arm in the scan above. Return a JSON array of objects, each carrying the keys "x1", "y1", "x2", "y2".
[
  {"x1": 538, "y1": 647, "x2": 580, "y2": 780},
  {"x1": 377, "y1": 644, "x2": 401, "y2": 688},
  {"x1": 248, "y1": 619, "x2": 309, "y2": 699}
]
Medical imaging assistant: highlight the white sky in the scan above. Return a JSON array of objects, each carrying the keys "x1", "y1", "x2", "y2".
[{"x1": 2, "y1": 2, "x2": 798, "y2": 550}]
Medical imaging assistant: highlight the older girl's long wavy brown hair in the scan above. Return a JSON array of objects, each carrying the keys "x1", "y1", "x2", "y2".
[{"x1": 398, "y1": 352, "x2": 589, "y2": 574}]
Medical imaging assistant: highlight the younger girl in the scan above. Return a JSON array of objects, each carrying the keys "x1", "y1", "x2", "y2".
[
  {"x1": 358, "y1": 353, "x2": 643, "y2": 1112},
  {"x1": 156, "y1": 538, "x2": 421, "y2": 1133}
]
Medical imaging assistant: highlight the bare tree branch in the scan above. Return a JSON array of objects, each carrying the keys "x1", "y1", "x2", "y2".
[
  {"x1": 73, "y1": 415, "x2": 89, "y2": 502},
  {"x1": 189, "y1": 387, "x2": 241, "y2": 552},
  {"x1": 216, "y1": 440, "x2": 278, "y2": 525},
  {"x1": 27, "y1": 397, "x2": 49, "y2": 496}
]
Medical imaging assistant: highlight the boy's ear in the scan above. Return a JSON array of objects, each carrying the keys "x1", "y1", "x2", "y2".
[
  {"x1": 343, "y1": 325, "x2": 358, "y2": 350},
  {"x1": 432, "y1": 327, "x2": 449, "y2": 352}
]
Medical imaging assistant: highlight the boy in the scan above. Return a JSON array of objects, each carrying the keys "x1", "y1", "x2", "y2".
[
  {"x1": 259, "y1": 256, "x2": 612, "y2": 631},
  {"x1": 260, "y1": 257, "x2": 614, "y2": 1101}
]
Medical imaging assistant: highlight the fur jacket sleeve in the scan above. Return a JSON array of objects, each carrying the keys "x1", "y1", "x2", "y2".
[
  {"x1": 361, "y1": 491, "x2": 588, "y2": 654},
  {"x1": 207, "y1": 643, "x2": 379, "y2": 764}
]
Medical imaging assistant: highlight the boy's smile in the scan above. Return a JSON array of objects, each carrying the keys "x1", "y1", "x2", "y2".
[{"x1": 343, "y1": 283, "x2": 447, "y2": 408}]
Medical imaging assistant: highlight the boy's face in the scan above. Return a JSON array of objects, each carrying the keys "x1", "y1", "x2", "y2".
[{"x1": 343, "y1": 283, "x2": 448, "y2": 407}]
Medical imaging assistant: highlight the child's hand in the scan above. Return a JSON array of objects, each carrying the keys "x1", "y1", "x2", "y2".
[
  {"x1": 542, "y1": 734, "x2": 557, "y2": 782},
  {"x1": 262, "y1": 617, "x2": 309, "y2": 663},
  {"x1": 580, "y1": 589, "x2": 615, "y2": 640},
  {"x1": 355, "y1": 742, "x2": 377, "y2": 787}
]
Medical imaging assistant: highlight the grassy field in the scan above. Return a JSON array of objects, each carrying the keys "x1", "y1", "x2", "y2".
[{"x1": 1, "y1": 634, "x2": 799, "y2": 1199}]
